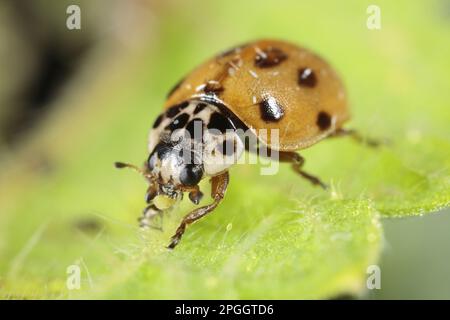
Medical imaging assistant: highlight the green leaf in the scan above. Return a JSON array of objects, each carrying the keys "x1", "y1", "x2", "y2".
[
  {"x1": 93, "y1": 198, "x2": 382, "y2": 299},
  {"x1": 0, "y1": 171, "x2": 382, "y2": 299}
]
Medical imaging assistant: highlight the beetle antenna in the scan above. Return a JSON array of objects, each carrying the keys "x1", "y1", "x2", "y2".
[{"x1": 114, "y1": 161, "x2": 145, "y2": 175}]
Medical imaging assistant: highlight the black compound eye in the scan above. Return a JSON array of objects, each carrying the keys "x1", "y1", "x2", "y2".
[{"x1": 179, "y1": 164, "x2": 203, "y2": 186}]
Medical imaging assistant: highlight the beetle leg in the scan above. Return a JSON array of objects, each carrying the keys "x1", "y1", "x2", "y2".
[
  {"x1": 279, "y1": 152, "x2": 328, "y2": 190},
  {"x1": 139, "y1": 204, "x2": 164, "y2": 231},
  {"x1": 329, "y1": 128, "x2": 380, "y2": 147},
  {"x1": 167, "y1": 171, "x2": 229, "y2": 249}
]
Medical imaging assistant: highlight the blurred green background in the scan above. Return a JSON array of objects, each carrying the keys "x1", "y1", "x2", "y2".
[{"x1": 0, "y1": 0, "x2": 449, "y2": 299}]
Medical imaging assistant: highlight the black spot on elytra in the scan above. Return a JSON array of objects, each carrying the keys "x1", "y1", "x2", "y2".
[
  {"x1": 217, "y1": 139, "x2": 236, "y2": 156},
  {"x1": 166, "y1": 76, "x2": 185, "y2": 98},
  {"x1": 166, "y1": 101, "x2": 189, "y2": 118},
  {"x1": 194, "y1": 103, "x2": 207, "y2": 114},
  {"x1": 165, "y1": 113, "x2": 190, "y2": 131},
  {"x1": 298, "y1": 68, "x2": 317, "y2": 87},
  {"x1": 152, "y1": 114, "x2": 164, "y2": 128},
  {"x1": 254, "y1": 47, "x2": 288, "y2": 68},
  {"x1": 259, "y1": 97, "x2": 284, "y2": 122},
  {"x1": 186, "y1": 118, "x2": 204, "y2": 141},
  {"x1": 316, "y1": 111, "x2": 331, "y2": 130},
  {"x1": 207, "y1": 112, "x2": 235, "y2": 134}
]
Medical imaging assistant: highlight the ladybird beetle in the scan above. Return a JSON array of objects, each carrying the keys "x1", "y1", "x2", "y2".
[{"x1": 115, "y1": 39, "x2": 376, "y2": 249}]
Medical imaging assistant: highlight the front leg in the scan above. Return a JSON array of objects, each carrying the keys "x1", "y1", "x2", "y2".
[
  {"x1": 139, "y1": 204, "x2": 164, "y2": 231},
  {"x1": 167, "y1": 171, "x2": 229, "y2": 249}
]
